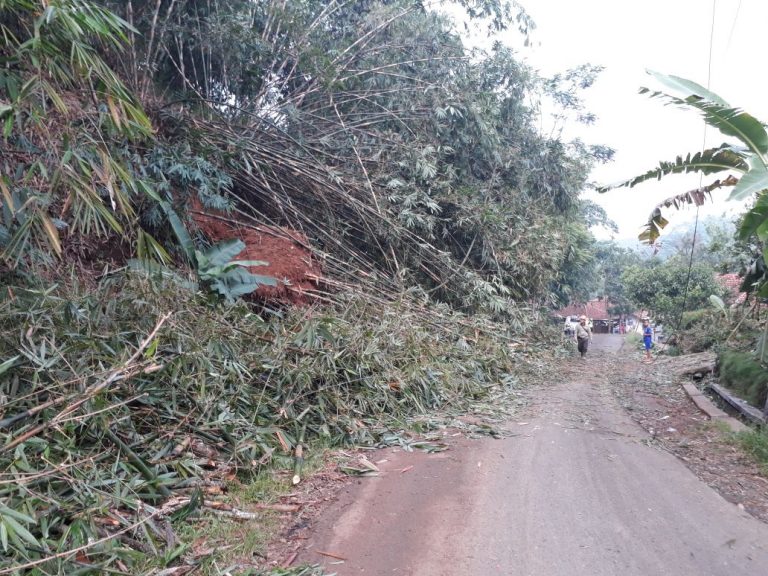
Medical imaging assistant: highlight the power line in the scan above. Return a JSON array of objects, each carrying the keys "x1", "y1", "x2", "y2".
[
  {"x1": 675, "y1": 0, "x2": 718, "y2": 334},
  {"x1": 726, "y1": 0, "x2": 743, "y2": 50}
]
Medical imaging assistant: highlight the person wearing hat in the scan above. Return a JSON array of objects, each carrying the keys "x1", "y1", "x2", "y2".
[{"x1": 575, "y1": 315, "x2": 592, "y2": 358}]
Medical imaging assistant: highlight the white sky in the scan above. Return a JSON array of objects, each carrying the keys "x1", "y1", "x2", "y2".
[{"x1": 502, "y1": 0, "x2": 768, "y2": 242}]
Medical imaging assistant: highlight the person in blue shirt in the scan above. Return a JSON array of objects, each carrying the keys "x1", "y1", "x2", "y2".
[{"x1": 642, "y1": 318, "x2": 653, "y2": 362}]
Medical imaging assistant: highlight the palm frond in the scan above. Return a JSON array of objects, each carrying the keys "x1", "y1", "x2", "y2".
[
  {"x1": 597, "y1": 145, "x2": 747, "y2": 192},
  {"x1": 638, "y1": 175, "x2": 738, "y2": 244},
  {"x1": 738, "y1": 192, "x2": 768, "y2": 241},
  {"x1": 639, "y1": 75, "x2": 768, "y2": 160}
]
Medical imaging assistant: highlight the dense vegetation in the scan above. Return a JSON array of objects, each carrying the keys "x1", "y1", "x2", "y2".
[
  {"x1": 601, "y1": 73, "x2": 768, "y2": 420},
  {"x1": 0, "y1": 1, "x2": 614, "y2": 572}
]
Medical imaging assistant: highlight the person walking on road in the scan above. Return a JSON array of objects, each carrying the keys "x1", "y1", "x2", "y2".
[
  {"x1": 575, "y1": 315, "x2": 592, "y2": 358},
  {"x1": 642, "y1": 317, "x2": 653, "y2": 362}
]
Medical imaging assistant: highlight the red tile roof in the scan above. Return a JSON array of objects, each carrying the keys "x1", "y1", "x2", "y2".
[
  {"x1": 556, "y1": 299, "x2": 614, "y2": 320},
  {"x1": 717, "y1": 273, "x2": 747, "y2": 305}
]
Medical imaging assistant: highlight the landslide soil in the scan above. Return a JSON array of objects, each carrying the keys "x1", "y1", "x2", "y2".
[{"x1": 262, "y1": 335, "x2": 768, "y2": 574}]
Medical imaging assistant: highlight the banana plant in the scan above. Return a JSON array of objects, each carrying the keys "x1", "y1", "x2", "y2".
[
  {"x1": 194, "y1": 239, "x2": 277, "y2": 302},
  {"x1": 598, "y1": 71, "x2": 768, "y2": 246}
]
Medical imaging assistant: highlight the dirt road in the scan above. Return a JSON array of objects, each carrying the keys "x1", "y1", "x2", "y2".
[{"x1": 297, "y1": 335, "x2": 768, "y2": 575}]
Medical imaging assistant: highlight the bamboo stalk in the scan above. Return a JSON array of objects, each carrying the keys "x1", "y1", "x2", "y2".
[
  {"x1": 1, "y1": 314, "x2": 171, "y2": 453},
  {"x1": 105, "y1": 427, "x2": 171, "y2": 498}
]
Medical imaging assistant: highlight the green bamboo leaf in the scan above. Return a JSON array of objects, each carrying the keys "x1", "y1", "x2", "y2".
[
  {"x1": 2, "y1": 515, "x2": 39, "y2": 548},
  {"x1": 0, "y1": 505, "x2": 35, "y2": 525},
  {"x1": 3, "y1": 115, "x2": 13, "y2": 138},
  {"x1": 0, "y1": 356, "x2": 19, "y2": 376}
]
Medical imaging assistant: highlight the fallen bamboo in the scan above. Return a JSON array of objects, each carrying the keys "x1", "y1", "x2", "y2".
[{"x1": 1, "y1": 314, "x2": 171, "y2": 454}]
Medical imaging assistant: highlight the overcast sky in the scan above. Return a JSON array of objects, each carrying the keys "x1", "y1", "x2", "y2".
[{"x1": 495, "y1": 0, "x2": 768, "y2": 243}]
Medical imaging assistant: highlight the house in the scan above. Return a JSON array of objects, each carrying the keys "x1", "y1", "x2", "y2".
[{"x1": 555, "y1": 298, "x2": 616, "y2": 334}]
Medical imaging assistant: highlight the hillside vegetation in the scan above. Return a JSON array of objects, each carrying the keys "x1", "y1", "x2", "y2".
[{"x1": 0, "y1": 1, "x2": 607, "y2": 572}]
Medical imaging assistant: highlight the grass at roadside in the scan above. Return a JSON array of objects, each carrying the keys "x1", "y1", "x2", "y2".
[
  {"x1": 171, "y1": 471, "x2": 285, "y2": 574},
  {"x1": 736, "y1": 427, "x2": 768, "y2": 475}
]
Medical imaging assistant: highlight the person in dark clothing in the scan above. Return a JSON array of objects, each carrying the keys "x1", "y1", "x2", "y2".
[{"x1": 575, "y1": 315, "x2": 592, "y2": 358}]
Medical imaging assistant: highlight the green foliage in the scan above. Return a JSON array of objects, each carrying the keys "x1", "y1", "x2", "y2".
[
  {"x1": 621, "y1": 259, "x2": 726, "y2": 326},
  {"x1": 593, "y1": 241, "x2": 643, "y2": 315},
  {"x1": 0, "y1": 1, "x2": 612, "y2": 570},
  {"x1": 194, "y1": 239, "x2": 277, "y2": 302},
  {"x1": 0, "y1": 270, "x2": 555, "y2": 572},
  {"x1": 736, "y1": 428, "x2": 768, "y2": 475},
  {"x1": 90, "y1": 0, "x2": 605, "y2": 311},
  {"x1": 677, "y1": 308, "x2": 727, "y2": 353},
  {"x1": 719, "y1": 350, "x2": 768, "y2": 409},
  {"x1": 0, "y1": 0, "x2": 160, "y2": 266}
]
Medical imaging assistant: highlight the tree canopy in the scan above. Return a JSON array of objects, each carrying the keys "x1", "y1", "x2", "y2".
[
  {"x1": 1, "y1": 0, "x2": 609, "y2": 311},
  {"x1": 621, "y1": 258, "x2": 726, "y2": 326}
]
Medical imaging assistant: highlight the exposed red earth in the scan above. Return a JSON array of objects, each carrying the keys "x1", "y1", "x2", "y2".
[{"x1": 191, "y1": 205, "x2": 324, "y2": 304}]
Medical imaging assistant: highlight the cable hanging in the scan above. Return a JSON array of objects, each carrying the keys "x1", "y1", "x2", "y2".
[{"x1": 674, "y1": 0, "x2": 718, "y2": 335}]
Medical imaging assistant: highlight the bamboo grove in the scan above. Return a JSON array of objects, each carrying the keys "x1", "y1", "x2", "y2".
[{"x1": 0, "y1": 1, "x2": 609, "y2": 573}]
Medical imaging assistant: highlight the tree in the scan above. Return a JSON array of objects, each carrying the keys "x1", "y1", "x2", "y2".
[
  {"x1": 621, "y1": 258, "x2": 726, "y2": 326},
  {"x1": 0, "y1": 0, "x2": 156, "y2": 265},
  {"x1": 598, "y1": 72, "x2": 768, "y2": 272},
  {"x1": 593, "y1": 241, "x2": 642, "y2": 315},
  {"x1": 90, "y1": 0, "x2": 608, "y2": 312}
]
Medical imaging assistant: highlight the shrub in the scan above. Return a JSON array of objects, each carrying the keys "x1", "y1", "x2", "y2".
[
  {"x1": 675, "y1": 308, "x2": 734, "y2": 353},
  {"x1": 736, "y1": 427, "x2": 768, "y2": 475},
  {"x1": 718, "y1": 351, "x2": 768, "y2": 409}
]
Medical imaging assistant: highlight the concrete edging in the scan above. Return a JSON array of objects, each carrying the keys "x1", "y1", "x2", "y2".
[{"x1": 681, "y1": 383, "x2": 748, "y2": 433}]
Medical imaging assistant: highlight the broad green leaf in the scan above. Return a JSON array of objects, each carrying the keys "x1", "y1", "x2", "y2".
[
  {"x1": 159, "y1": 201, "x2": 194, "y2": 262},
  {"x1": 646, "y1": 71, "x2": 729, "y2": 107},
  {"x1": 203, "y1": 239, "x2": 246, "y2": 267},
  {"x1": 738, "y1": 192, "x2": 768, "y2": 240},
  {"x1": 248, "y1": 273, "x2": 278, "y2": 286},
  {"x1": 228, "y1": 259, "x2": 269, "y2": 268},
  {"x1": 729, "y1": 168, "x2": 768, "y2": 201},
  {"x1": 639, "y1": 85, "x2": 768, "y2": 158}
]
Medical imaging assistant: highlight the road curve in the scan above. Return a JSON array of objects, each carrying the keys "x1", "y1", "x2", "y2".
[{"x1": 298, "y1": 335, "x2": 768, "y2": 575}]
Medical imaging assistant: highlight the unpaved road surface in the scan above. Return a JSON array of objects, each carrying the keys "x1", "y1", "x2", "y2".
[{"x1": 298, "y1": 335, "x2": 768, "y2": 575}]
